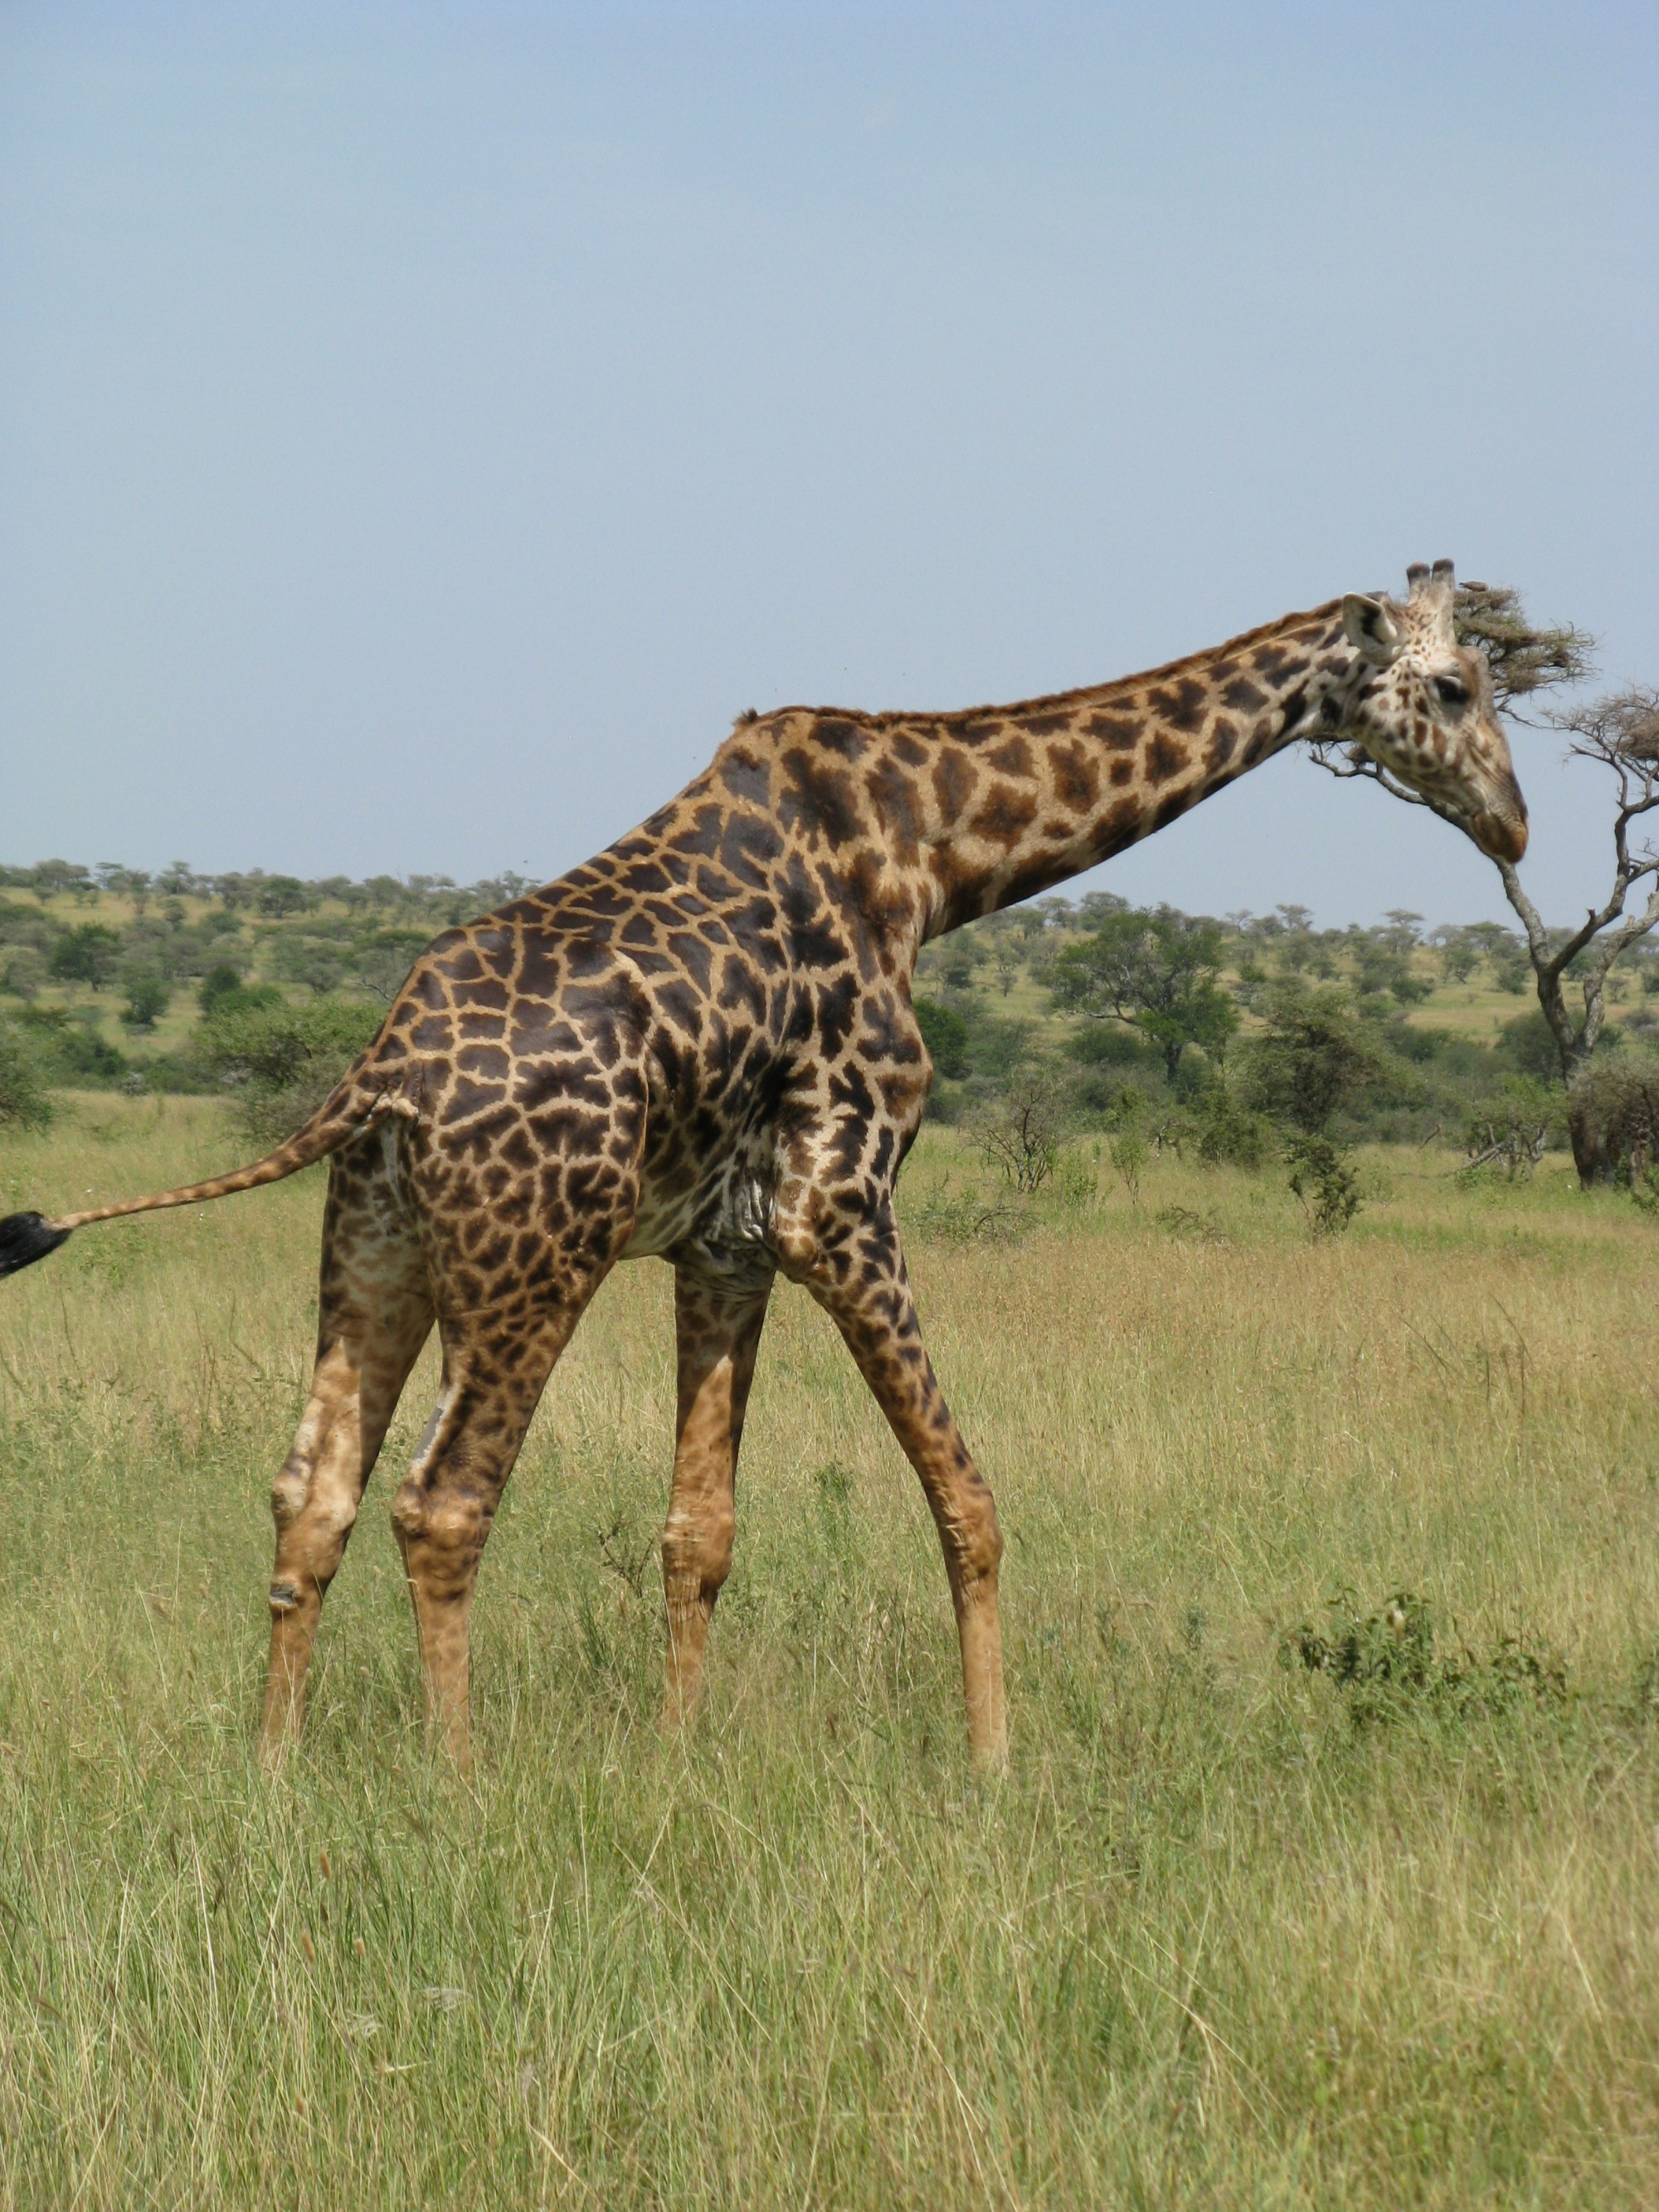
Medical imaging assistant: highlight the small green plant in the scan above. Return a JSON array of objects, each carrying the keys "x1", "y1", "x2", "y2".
[
  {"x1": 1286, "y1": 1132, "x2": 1361, "y2": 1235},
  {"x1": 1107, "y1": 1125, "x2": 1148, "y2": 1205},
  {"x1": 1282, "y1": 1589, "x2": 1566, "y2": 1727},
  {"x1": 1049, "y1": 1146, "x2": 1099, "y2": 1213},
  {"x1": 1155, "y1": 1203, "x2": 1227, "y2": 1246},
  {"x1": 909, "y1": 1180, "x2": 1026, "y2": 1245},
  {"x1": 1190, "y1": 1083, "x2": 1272, "y2": 1171},
  {"x1": 972, "y1": 1076, "x2": 1066, "y2": 1196},
  {"x1": 197, "y1": 962, "x2": 251, "y2": 1016}
]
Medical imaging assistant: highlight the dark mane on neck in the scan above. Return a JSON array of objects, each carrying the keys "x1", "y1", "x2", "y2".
[{"x1": 769, "y1": 599, "x2": 1345, "y2": 729}]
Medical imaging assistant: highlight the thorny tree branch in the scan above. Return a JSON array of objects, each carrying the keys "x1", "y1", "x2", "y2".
[
  {"x1": 1509, "y1": 685, "x2": 1659, "y2": 1066},
  {"x1": 1447, "y1": 580, "x2": 1595, "y2": 725}
]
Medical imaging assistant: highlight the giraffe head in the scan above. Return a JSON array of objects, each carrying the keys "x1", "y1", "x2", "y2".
[{"x1": 1336, "y1": 560, "x2": 1528, "y2": 863}]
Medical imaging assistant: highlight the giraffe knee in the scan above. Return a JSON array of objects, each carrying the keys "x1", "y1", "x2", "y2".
[
  {"x1": 950, "y1": 1490, "x2": 1004, "y2": 1591},
  {"x1": 662, "y1": 1500, "x2": 735, "y2": 1599},
  {"x1": 273, "y1": 1462, "x2": 361, "y2": 1588},
  {"x1": 271, "y1": 1455, "x2": 311, "y2": 1533},
  {"x1": 391, "y1": 1482, "x2": 491, "y2": 1570}
]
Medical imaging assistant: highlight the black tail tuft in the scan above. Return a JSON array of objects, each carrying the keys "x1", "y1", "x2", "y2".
[{"x1": 0, "y1": 1212, "x2": 71, "y2": 1279}]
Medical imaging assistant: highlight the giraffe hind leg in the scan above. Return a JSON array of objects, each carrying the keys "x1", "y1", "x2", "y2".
[
  {"x1": 659, "y1": 1264, "x2": 774, "y2": 1732},
  {"x1": 261, "y1": 1128, "x2": 434, "y2": 1756},
  {"x1": 389, "y1": 1284, "x2": 608, "y2": 1769}
]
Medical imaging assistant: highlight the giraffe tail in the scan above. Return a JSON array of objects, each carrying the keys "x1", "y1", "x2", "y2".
[{"x1": 0, "y1": 1057, "x2": 406, "y2": 1281}]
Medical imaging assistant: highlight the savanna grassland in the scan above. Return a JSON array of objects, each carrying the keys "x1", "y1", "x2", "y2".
[{"x1": 2, "y1": 1095, "x2": 1658, "y2": 2209}]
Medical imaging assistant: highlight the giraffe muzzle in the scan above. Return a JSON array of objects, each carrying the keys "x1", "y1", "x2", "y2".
[{"x1": 1468, "y1": 775, "x2": 1529, "y2": 865}]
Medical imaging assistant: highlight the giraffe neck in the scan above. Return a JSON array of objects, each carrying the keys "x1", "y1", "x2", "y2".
[{"x1": 895, "y1": 599, "x2": 1358, "y2": 938}]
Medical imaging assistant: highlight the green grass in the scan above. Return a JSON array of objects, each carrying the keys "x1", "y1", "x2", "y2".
[{"x1": 2, "y1": 1098, "x2": 1657, "y2": 2206}]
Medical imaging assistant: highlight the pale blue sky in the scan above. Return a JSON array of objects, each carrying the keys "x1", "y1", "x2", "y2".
[{"x1": 3, "y1": 2, "x2": 1655, "y2": 923}]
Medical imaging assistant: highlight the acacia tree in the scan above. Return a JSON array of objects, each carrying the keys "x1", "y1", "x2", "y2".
[
  {"x1": 1311, "y1": 582, "x2": 1659, "y2": 1183},
  {"x1": 1048, "y1": 904, "x2": 1237, "y2": 1080},
  {"x1": 1506, "y1": 688, "x2": 1659, "y2": 1179}
]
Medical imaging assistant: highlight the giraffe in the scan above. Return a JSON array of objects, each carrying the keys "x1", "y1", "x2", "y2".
[{"x1": 0, "y1": 562, "x2": 1525, "y2": 1768}]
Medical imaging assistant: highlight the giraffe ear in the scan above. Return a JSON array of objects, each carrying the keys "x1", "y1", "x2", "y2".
[{"x1": 1342, "y1": 594, "x2": 1403, "y2": 665}]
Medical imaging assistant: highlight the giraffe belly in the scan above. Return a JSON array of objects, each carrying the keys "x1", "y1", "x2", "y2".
[{"x1": 622, "y1": 1149, "x2": 776, "y2": 1276}]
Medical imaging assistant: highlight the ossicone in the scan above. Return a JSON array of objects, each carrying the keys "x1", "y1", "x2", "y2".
[{"x1": 1406, "y1": 559, "x2": 1457, "y2": 613}]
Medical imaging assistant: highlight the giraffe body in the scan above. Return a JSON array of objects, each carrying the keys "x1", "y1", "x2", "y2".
[{"x1": 0, "y1": 565, "x2": 1527, "y2": 1766}]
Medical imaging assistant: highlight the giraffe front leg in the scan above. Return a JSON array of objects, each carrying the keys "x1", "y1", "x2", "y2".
[
  {"x1": 659, "y1": 1265, "x2": 773, "y2": 1733},
  {"x1": 781, "y1": 1206, "x2": 1008, "y2": 1767}
]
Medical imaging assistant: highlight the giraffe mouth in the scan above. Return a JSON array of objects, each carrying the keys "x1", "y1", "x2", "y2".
[{"x1": 1467, "y1": 786, "x2": 1529, "y2": 865}]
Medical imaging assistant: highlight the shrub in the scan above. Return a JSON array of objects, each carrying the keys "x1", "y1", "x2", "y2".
[
  {"x1": 1570, "y1": 1053, "x2": 1659, "y2": 1200},
  {"x1": 1107, "y1": 1124, "x2": 1148, "y2": 1204},
  {"x1": 0, "y1": 1018, "x2": 54, "y2": 1130},
  {"x1": 49, "y1": 923, "x2": 121, "y2": 989},
  {"x1": 1282, "y1": 1590, "x2": 1566, "y2": 1728},
  {"x1": 1462, "y1": 1076, "x2": 1562, "y2": 1181},
  {"x1": 2, "y1": 947, "x2": 47, "y2": 1001},
  {"x1": 119, "y1": 965, "x2": 171, "y2": 1030},
  {"x1": 1243, "y1": 982, "x2": 1382, "y2": 1134},
  {"x1": 255, "y1": 875, "x2": 314, "y2": 918},
  {"x1": 908, "y1": 1184, "x2": 1028, "y2": 1245},
  {"x1": 1286, "y1": 1132, "x2": 1361, "y2": 1235},
  {"x1": 1067, "y1": 1022, "x2": 1163, "y2": 1073},
  {"x1": 1496, "y1": 1009, "x2": 1562, "y2": 1084},
  {"x1": 198, "y1": 964, "x2": 270, "y2": 1018},
  {"x1": 12, "y1": 1006, "x2": 129, "y2": 1088},
  {"x1": 198, "y1": 996, "x2": 380, "y2": 1148},
  {"x1": 1190, "y1": 1083, "x2": 1272, "y2": 1171},
  {"x1": 912, "y1": 996, "x2": 969, "y2": 1080},
  {"x1": 972, "y1": 1074, "x2": 1068, "y2": 1196}
]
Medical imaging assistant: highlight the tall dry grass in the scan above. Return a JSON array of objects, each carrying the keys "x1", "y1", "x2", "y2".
[{"x1": 1, "y1": 1096, "x2": 1657, "y2": 2207}]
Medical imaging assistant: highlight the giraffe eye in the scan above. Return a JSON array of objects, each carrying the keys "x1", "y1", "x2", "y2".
[{"x1": 1434, "y1": 675, "x2": 1470, "y2": 709}]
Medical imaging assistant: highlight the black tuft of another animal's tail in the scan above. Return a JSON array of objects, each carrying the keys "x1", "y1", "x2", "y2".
[{"x1": 0, "y1": 1213, "x2": 73, "y2": 1279}]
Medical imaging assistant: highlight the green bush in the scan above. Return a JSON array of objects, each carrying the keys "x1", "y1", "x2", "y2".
[
  {"x1": 1496, "y1": 1008, "x2": 1561, "y2": 1084},
  {"x1": 119, "y1": 965, "x2": 171, "y2": 1031},
  {"x1": 48, "y1": 923, "x2": 121, "y2": 989},
  {"x1": 1282, "y1": 1589, "x2": 1565, "y2": 1728},
  {"x1": 0, "y1": 1018, "x2": 54, "y2": 1131},
  {"x1": 912, "y1": 996, "x2": 969, "y2": 1080},
  {"x1": 1570, "y1": 1052, "x2": 1659, "y2": 1199},
  {"x1": 1190, "y1": 1083, "x2": 1272, "y2": 1171},
  {"x1": 198, "y1": 996, "x2": 380, "y2": 1149},
  {"x1": 1286, "y1": 1132, "x2": 1362, "y2": 1236},
  {"x1": 197, "y1": 962, "x2": 255, "y2": 1016},
  {"x1": 1243, "y1": 982, "x2": 1382, "y2": 1134},
  {"x1": 11, "y1": 1006, "x2": 129, "y2": 1088},
  {"x1": 1462, "y1": 1075, "x2": 1562, "y2": 1180}
]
